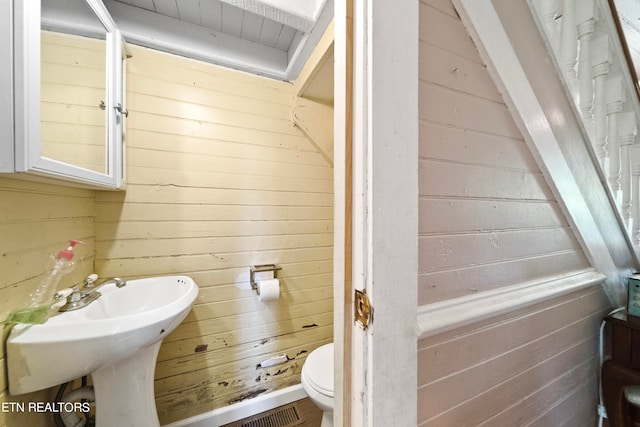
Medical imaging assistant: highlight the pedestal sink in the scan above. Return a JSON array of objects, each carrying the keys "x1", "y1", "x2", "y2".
[{"x1": 7, "y1": 275, "x2": 199, "y2": 427}]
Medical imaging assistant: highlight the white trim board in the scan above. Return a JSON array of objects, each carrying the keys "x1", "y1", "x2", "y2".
[
  {"x1": 161, "y1": 384, "x2": 307, "y2": 427},
  {"x1": 417, "y1": 269, "x2": 606, "y2": 340}
]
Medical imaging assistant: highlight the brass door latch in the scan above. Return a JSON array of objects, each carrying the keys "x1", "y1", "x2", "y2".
[{"x1": 354, "y1": 289, "x2": 372, "y2": 329}]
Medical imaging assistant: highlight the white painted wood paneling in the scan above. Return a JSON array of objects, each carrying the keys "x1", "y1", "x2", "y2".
[
  {"x1": 419, "y1": 251, "x2": 591, "y2": 304},
  {"x1": 418, "y1": 0, "x2": 592, "y2": 304},
  {"x1": 419, "y1": 161, "x2": 553, "y2": 200},
  {"x1": 95, "y1": 45, "x2": 333, "y2": 424},
  {"x1": 419, "y1": 83, "x2": 522, "y2": 138},
  {"x1": 128, "y1": 0, "x2": 155, "y2": 11},
  {"x1": 418, "y1": 285, "x2": 608, "y2": 426},
  {"x1": 419, "y1": 43, "x2": 502, "y2": 103},
  {"x1": 419, "y1": 1, "x2": 481, "y2": 62},
  {"x1": 457, "y1": 0, "x2": 638, "y2": 306},
  {"x1": 417, "y1": 0, "x2": 606, "y2": 424},
  {"x1": 419, "y1": 198, "x2": 566, "y2": 234},
  {"x1": 420, "y1": 227, "x2": 583, "y2": 272},
  {"x1": 241, "y1": 12, "x2": 265, "y2": 43},
  {"x1": 276, "y1": 25, "x2": 297, "y2": 51},
  {"x1": 419, "y1": 123, "x2": 539, "y2": 170},
  {"x1": 222, "y1": 3, "x2": 245, "y2": 38},
  {"x1": 200, "y1": 0, "x2": 223, "y2": 31},
  {"x1": 260, "y1": 19, "x2": 284, "y2": 48},
  {"x1": 177, "y1": 0, "x2": 202, "y2": 26},
  {"x1": 152, "y1": 0, "x2": 179, "y2": 18}
]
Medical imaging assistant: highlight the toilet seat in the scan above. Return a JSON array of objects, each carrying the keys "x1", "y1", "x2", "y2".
[{"x1": 302, "y1": 343, "x2": 334, "y2": 397}]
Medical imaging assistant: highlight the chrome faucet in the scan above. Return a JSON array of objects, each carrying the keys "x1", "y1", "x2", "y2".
[{"x1": 59, "y1": 276, "x2": 126, "y2": 312}]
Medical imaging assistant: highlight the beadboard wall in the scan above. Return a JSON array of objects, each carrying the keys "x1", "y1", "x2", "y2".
[
  {"x1": 0, "y1": 178, "x2": 96, "y2": 427},
  {"x1": 94, "y1": 46, "x2": 334, "y2": 424},
  {"x1": 0, "y1": 41, "x2": 332, "y2": 426},
  {"x1": 417, "y1": 0, "x2": 609, "y2": 424}
]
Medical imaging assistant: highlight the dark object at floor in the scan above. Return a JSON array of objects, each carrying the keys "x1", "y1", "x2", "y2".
[{"x1": 222, "y1": 398, "x2": 322, "y2": 427}]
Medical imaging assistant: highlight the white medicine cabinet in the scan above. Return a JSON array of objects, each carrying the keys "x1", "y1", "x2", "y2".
[{"x1": 1, "y1": 0, "x2": 127, "y2": 189}]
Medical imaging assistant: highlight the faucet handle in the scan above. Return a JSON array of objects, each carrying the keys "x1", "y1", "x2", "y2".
[
  {"x1": 53, "y1": 289, "x2": 69, "y2": 301},
  {"x1": 84, "y1": 274, "x2": 99, "y2": 288}
]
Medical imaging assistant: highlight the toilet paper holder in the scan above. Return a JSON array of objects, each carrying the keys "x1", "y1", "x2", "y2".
[{"x1": 250, "y1": 264, "x2": 282, "y2": 294}]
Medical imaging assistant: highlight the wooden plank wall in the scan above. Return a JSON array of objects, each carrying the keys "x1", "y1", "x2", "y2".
[
  {"x1": 94, "y1": 46, "x2": 334, "y2": 424},
  {"x1": 417, "y1": 0, "x2": 608, "y2": 424},
  {"x1": 0, "y1": 177, "x2": 96, "y2": 427},
  {"x1": 41, "y1": 31, "x2": 106, "y2": 173}
]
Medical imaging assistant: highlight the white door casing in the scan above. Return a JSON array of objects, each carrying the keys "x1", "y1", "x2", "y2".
[{"x1": 333, "y1": 0, "x2": 419, "y2": 425}]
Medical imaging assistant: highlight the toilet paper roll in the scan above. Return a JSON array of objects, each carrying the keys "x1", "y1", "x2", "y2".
[{"x1": 258, "y1": 278, "x2": 280, "y2": 302}]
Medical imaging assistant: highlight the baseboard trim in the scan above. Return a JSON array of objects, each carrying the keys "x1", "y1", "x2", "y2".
[
  {"x1": 162, "y1": 384, "x2": 307, "y2": 427},
  {"x1": 416, "y1": 268, "x2": 606, "y2": 340}
]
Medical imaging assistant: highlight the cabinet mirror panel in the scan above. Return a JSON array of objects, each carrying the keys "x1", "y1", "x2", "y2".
[{"x1": 42, "y1": 0, "x2": 108, "y2": 175}]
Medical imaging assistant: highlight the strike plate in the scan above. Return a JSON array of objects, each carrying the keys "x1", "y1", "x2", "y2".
[{"x1": 354, "y1": 289, "x2": 372, "y2": 329}]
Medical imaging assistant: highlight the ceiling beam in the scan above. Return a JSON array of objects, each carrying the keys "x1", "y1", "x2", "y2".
[
  {"x1": 104, "y1": 0, "x2": 289, "y2": 79},
  {"x1": 218, "y1": 0, "x2": 323, "y2": 32}
]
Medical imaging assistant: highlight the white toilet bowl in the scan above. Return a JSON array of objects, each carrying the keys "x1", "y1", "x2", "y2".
[{"x1": 301, "y1": 342, "x2": 334, "y2": 427}]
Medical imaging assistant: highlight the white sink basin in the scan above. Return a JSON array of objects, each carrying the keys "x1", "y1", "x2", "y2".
[{"x1": 7, "y1": 275, "x2": 198, "y2": 426}]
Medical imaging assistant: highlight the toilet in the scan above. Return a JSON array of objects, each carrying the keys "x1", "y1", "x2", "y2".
[{"x1": 301, "y1": 343, "x2": 334, "y2": 427}]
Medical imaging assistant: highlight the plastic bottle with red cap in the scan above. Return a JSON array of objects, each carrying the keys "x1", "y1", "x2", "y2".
[{"x1": 7, "y1": 240, "x2": 85, "y2": 324}]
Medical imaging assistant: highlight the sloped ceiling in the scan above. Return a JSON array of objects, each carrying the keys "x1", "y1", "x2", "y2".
[{"x1": 104, "y1": 0, "x2": 333, "y2": 81}]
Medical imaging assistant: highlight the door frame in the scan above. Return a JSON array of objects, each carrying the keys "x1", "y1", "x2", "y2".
[{"x1": 333, "y1": 0, "x2": 419, "y2": 425}]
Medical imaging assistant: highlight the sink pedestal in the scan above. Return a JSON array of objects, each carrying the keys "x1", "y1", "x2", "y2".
[
  {"x1": 6, "y1": 274, "x2": 198, "y2": 423},
  {"x1": 92, "y1": 342, "x2": 162, "y2": 427}
]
